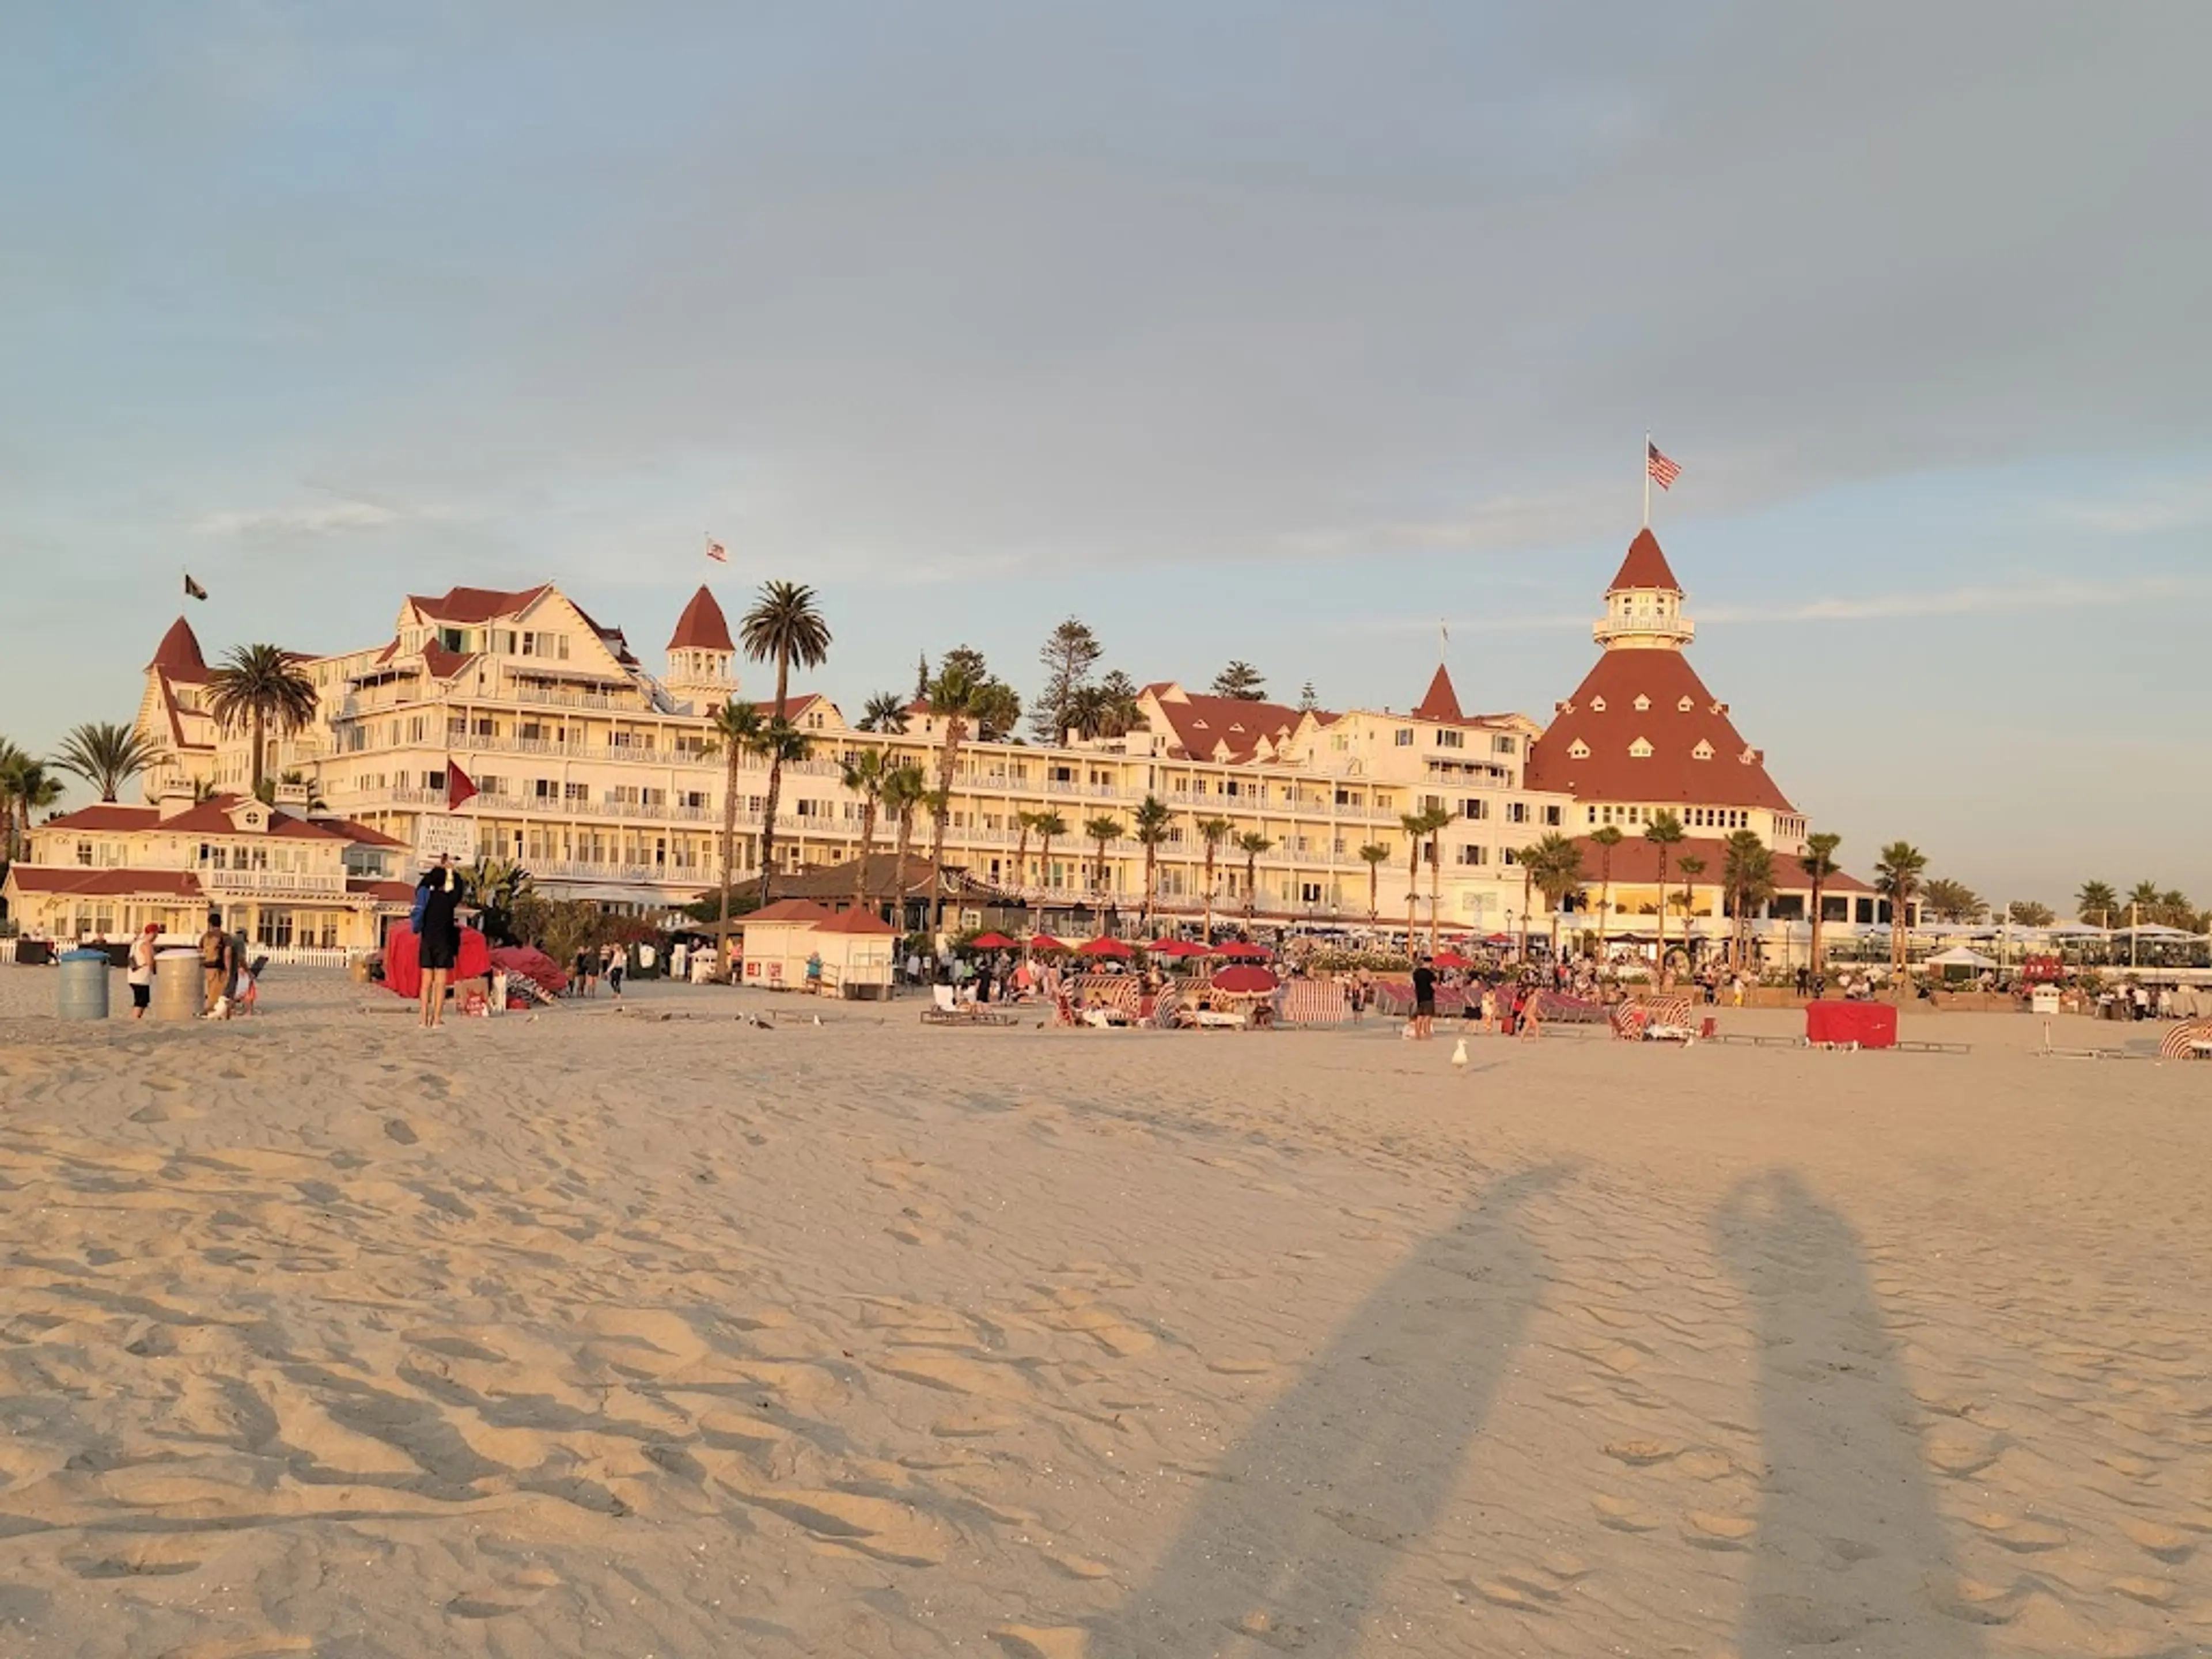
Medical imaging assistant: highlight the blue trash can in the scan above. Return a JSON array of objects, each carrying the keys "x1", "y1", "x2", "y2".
[{"x1": 58, "y1": 949, "x2": 111, "y2": 1021}]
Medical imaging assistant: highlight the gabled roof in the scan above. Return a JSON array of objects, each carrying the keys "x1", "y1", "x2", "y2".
[
  {"x1": 1527, "y1": 650, "x2": 1795, "y2": 813},
  {"x1": 148, "y1": 617, "x2": 210, "y2": 681},
  {"x1": 347, "y1": 877, "x2": 418, "y2": 903},
  {"x1": 407, "y1": 585, "x2": 552, "y2": 625},
  {"x1": 418, "y1": 642, "x2": 476, "y2": 681},
  {"x1": 1140, "y1": 685, "x2": 1306, "y2": 763},
  {"x1": 1607, "y1": 528, "x2": 1681, "y2": 594},
  {"x1": 815, "y1": 910, "x2": 899, "y2": 935},
  {"x1": 1412, "y1": 665, "x2": 1464, "y2": 723},
  {"x1": 741, "y1": 899, "x2": 841, "y2": 926},
  {"x1": 40, "y1": 804, "x2": 161, "y2": 832},
  {"x1": 151, "y1": 796, "x2": 354, "y2": 840},
  {"x1": 668, "y1": 585, "x2": 734, "y2": 653},
  {"x1": 315, "y1": 815, "x2": 410, "y2": 849},
  {"x1": 3, "y1": 867, "x2": 204, "y2": 899}
]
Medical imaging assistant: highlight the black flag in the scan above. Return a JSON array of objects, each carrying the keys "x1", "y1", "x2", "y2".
[{"x1": 184, "y1": 574, "x2": 208, "y2": 601}]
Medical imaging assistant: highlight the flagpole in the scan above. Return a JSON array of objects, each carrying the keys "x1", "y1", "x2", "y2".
[{"x1": 1642, "y1": 429, "x2": 1651, "y2": 529}]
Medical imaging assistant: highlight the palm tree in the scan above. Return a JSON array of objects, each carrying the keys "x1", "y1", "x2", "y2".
[
  {"x1": 1357, "y1": 842, "x2": 1391, "y2": 923},
  {"x1": 1675, "y1": 855, "x2": 1707, "y2": 947},
  {"x1": 206, "y1": 644, "x2": 319, "y2": 797},
  {"x1": 2126, "y1": 879, "x2": 2162, "y2": 930},
  {"x1": 52, "y1": 721, "x2": 167, "y2": 803},
  {"x1": 1235, "y1": 831, "x2": 1274, "y2": 921},
  {"x1": 1195, "y1": 815, "x2": 1233, "y2": 941},
  {"x1": 1085, "y1": 815, "x2": 1126, "y2": 899},
  {"x1": 1032, "y1": 809, "x2": 1069, "y2": 904},
  {"x1": 1132, "y1": 794, "x2": 1172, "y2": 928},
  {"x1": 1589, "y1": 824, "x2": 1623, "y2": 957},
  {"x1": 1416, "y1": 806, "x2": 1454, "y2": 956},
  {"x1": 840, "y1": 748, "x2": 889, "y2": 911},
  {"x1": 1529, "y1": 831, "x2": 1585, "y2": 957},
  {"x1": 859, "y1": 692, "x2": 911, "y2": 734},
  {"x1": 705, "y1": 699, "x2": 766, "y2": 952},
  {"x1": 880, "y1": 762, "x2": 931, "y2": 926},
  {"x1": 1800, "y1": 831, "x2": 1843, "y2": 975},
  {"x1": 1516, "y1": 846, "x2": 1538, "y2": 958},
  {"x1": 1720, "y1": 829, "x2": 1775, "y2": 968},
  {"x1": 463, "y1": 855, "x2": 535, "y2": 946},
  {"x1": 1013, "y1": 808, "x2": 1042, "y2": 896},
  {"x1": 1396, "y1": 812, "x2": 1430, "y2": 950},
  {"x1": 2075, "y1": 879, "x2": 2118, "y2": 929},
  {"x1": 0, "y1": 748, "x2": 64, "y2": 863},
  {"x1": 922, "y1": 661, "x2": 983, "y2": 931},
  {"x1": 1643, "y1": 810, "x2": 1686, "y2": 984},
  {"x1": 755, "y1": 715, "x2": 815, "y2": 885},
  {"x1": 0, "y1": 738, "x2": 28, "y2": 862},
  {"x1": 737, "y1": 581, "x2": 832, "y2": 903},
  {"x1": 1873, "y1": 841, "x2": 1928, "y2": 972}
]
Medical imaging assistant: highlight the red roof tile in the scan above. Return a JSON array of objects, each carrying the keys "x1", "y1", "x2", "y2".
[
  {"x1": 667, "y1": 585, "x2": 734, "y2": 653},
  {"x1": 1607, "y1": 528, "x2": 1681, "y2": 594},
  {"x1": 1570, "y1": 834, "x2": 1870, "y2": 894},
  {"x1": 41, "y1": 804, "x2": 161, "y2": 832},
  {"x1": 1142, "y1": 687, "x2": 1305, "y2": 763},
  {"x1": 347, "y1": 878, "x2": 416, "y2": 903},
  {"x1": 315, "y1": 816, "x2": 409, "y2": 849},
  {"x1": 741, "y1": 899, "x2": 839, "y2": 926},
  {"x1": 147, "y1": 617, "x2": 210, "y2": 681},
  {"x1": 418, "y1": 642, "x2": 476, "y2": 680},
  {"x1": 5, "y1": 867, "x2": 204, "y2": 899},
  {"x1": 1412, "y1": 665, "x2": 1464, "y2": 723},
  {"x1": 407, "y1": 585, "x2": 552, "y2": 625},
  {"x1": 1526, "y1": 650, "x2": 1796, "y2": 813},
  {"x1": 815, "y1": 910, "x2": 899, "y2": 935},
  {"x1": 153, "y1": 797, "x2": 349, "y2": 840}
]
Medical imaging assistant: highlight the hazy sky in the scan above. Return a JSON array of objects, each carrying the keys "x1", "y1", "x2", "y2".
[{"x1": 4, "y1": 3, "x2": 2207, "y2": 906}]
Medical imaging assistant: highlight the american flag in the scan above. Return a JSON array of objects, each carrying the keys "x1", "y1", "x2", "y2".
[
  {"x1": 1646, "y1": 441, "x2": 1681, "y2": 491},
  {"x1": 704, "y1": 535, "x2": 728, "y2": 563}
]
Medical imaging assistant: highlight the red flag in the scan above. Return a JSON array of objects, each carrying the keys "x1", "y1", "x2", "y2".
[
  {"x1": 704, "y1": 535, "x2": 728, "y2": 563},
  {"x1": 446, "y1": 762, "x2": 478, "y2": 810}
]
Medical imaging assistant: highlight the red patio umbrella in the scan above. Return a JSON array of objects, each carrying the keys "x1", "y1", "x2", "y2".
[
  {"x1": 1148, "y1": 939, "x2": 1206, "y2": 957},
  {"x1": 1026, "y1": 934, "x2": 1071, "y2": 952},
  {"x1": 1210, "y1": 942, "x2": 1270, "y2": 961},
  {"x1": 1209, "y1": 965, "x2": 1279, "y2": 994},
  {"x1": 969, "y1": 932, "x2": 1017, "y2": 949},
  {"x1": 1076, "y1": 937, "x2": 1134, "y2": 958},
  {"x1": 1431, "y1": 950, "x2": 1474, "y2": 969}
]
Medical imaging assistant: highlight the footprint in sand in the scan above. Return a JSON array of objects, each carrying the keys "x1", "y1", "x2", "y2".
[
  {"x1": 2119, "y1": 1518, "x2": 2195, "y2": 1562},
  {"x1": 1591, "y1": 1494, "x2": 1658, "y2": 1532},
  {"x1": 989, "y1": 1626, "x2": 1089, "y2": 1659},
  {"x1": 1965, "y1": 1512, "x2": 2067, "y2": 1552},
  {"x1": 1679, "y1": 1510, "x2": 1757, "y2": 1550},
  {"x1": 1602, "y1": 1438, "x2": 1683, "y2": 1467}
]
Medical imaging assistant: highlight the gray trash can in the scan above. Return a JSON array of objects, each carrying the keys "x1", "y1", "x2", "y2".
[
  {"x1": 153, "y1": 948, "x2": 203, "y2": 1021},
  {"x1": 57, "y1": 949, "x2": 111, "y2": 1021}
]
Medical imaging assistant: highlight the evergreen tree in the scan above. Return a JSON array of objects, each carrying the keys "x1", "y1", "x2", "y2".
[
  {"x1": 1210, "y1": 661, "x2": 1266, "y2": 701},
  {"x1": 1032, "y1": 618, "x2": 1103, "y2": 743}
]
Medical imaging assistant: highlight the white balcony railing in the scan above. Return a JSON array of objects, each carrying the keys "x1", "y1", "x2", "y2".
[{"x1": 200, "y1": 869, "x2": 349, "y2": 897}]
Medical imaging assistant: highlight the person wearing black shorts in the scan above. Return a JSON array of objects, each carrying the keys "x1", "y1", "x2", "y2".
[
  {"x1": 415, "y1": 854, "x2": 464, "y2": 1029},
  {"x1": 1410, "y1": 957, "x2": 1438, "y2": 1040}
]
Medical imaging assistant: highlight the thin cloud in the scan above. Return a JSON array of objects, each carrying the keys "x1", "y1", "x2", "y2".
[
  {"x1": 1704, "y1": 573, "x2": 2212, "y2": 624},
  {"x1": 2056, "y1": 480, "x2": 2212, "y2": 536},
  {"x1": 193, "y1": 499, "x2": 408, "y2": 537}
]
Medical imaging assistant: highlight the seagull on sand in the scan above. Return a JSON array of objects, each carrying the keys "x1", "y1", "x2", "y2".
[{"x1": 1452, "y1": 1037, "x2": 1469, "y2": 1069}]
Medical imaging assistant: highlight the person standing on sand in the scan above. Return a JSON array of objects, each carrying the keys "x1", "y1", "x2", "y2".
[
  {"x1": 197, "y1": 911, "x2": 232, "y2": 1017},
  {"x1": 127, "y1": 922, "x2": 159, "y2": 1020},
  {"x1": 415, "y1": 854, "x2": 464, "y2": 1030},
  {"x1": 1410, "y1": 956, "x2": 1438, "y2": 1040},
  {"x1": 605, "y1": 942, "x2": 626, "y2": 1002}
]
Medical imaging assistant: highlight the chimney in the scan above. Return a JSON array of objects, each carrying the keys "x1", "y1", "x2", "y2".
[{"x1": 273, "y1": 781, "x2": 311, "y2": 813}]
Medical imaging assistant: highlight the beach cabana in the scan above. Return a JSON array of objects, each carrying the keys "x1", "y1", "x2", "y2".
[{"x1": 736, "y1": 900, "x2": 840, "y2": 991}]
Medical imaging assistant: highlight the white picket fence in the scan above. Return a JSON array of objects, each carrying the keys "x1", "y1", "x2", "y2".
[{"x1": 0, "y1": 938, "x2": 353, "y2": 969}]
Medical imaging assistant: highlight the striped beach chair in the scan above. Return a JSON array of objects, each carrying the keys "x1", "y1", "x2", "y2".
[{"x1": 2158, "y1": 1017, "x2": 2212, "y2": 1059}]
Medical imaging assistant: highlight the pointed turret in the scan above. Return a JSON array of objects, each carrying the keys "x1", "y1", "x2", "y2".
[
  {"x1": 147, "y1": 616, "x2": 210, "y2": 681},
  {"x1": 1593, "y1": 529, "x2": 1694, "y2": 651},
  {"x1": 665, "y1": 585, "x2": 735, "y2": 708},
  {"x1": 1412, "y1": 664, "x2": 1464, "y2": 723}
]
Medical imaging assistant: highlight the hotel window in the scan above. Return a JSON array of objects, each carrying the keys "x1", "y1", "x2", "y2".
[
  {"x1": 1456, "y1": 845, "x2": 1488, "y2": 866},
  {"x1": 1506, "y1": 801, "x2": 1529, "y2": 825},
  {"x1": 1434, "y1": 729, "x2": 1463, "y2": 749},
  {"x1": 1300, "y1": 882, "x2": 1323, "y2": 904},
  {"x1": 478, "y1": 775, "x2": 504, "y2": 797},
  {"x1": 1460, "y1": 799, "x2": 1488, "y2": 820},
  {"x1": 565, "y1": 782, "x2": 588, "y2": 802},
  {"x1": 1543, "y1": 805, "x2": 1562, "y2": 826},
  {"x1": 1393, "y1": 728, "x2": 1414, "y2": 747},
  {"x1": 1501, "y1": 846, "x2": 1518, "y2": 866},
  {"x1": 1493, "y1": 736, "x2": 1516, "y2": 755},
  {"x1": 438, "y1": 628, "x2": 466, "y2": 653},
  {"x1": 76, "y1": 841, "x2": 93, "y2": 866},
  {"x1": 1692, "y1": 740, "x2": 1714, "y2": 759},
  {"x1": 491, "y1": 630, "x2": 517, "y2": 654}
]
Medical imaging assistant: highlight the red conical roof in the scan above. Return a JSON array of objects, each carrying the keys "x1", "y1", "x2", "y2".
[
  {"x1": 1412, "y1": 664, "x2": 1464, "y2": 722},
  {"x1": 667, "y1": 585, "x2": 734, "y2": 653},
  {"x1": 147, "y1": 616, "x2": 209, "y2": 681},
  {"x1": 1605, "y1": 529, "x2": 1681, "y2": 594}
]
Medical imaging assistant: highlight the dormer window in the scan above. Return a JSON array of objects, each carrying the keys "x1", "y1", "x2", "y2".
[
  {"x1": 1692, "y1": 740, "x2": 1714, "y2": 760},
  {"x1": 1589, "y1": 695, "x2": 1607, "y2": 712},
  {"x1": 1633, "y1": 695, "x2": 1650, "y2": 711},
  {"x1": 1567, "y1": 739, "x2": 1590, "y2": 759},
  {"x1": 1678, "y1": 696, "x2": 1695, "y2": 711},
  {"x1": 1628, "y1": 737, "x2": 1654, "y2": 758}
]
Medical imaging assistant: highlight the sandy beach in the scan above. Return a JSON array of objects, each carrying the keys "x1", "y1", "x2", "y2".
[{"x1": 1, "y1": 972, "x2": 2207, "y2": 1657}]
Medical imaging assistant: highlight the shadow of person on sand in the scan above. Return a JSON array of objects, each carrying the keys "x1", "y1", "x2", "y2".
[
  {"x1": 1713, "y1": 1169, "x2": 1985, "y2": 1658},
  {"x1": 1092, "y1": 1162, "x2": 1567, "y2": 1658}
]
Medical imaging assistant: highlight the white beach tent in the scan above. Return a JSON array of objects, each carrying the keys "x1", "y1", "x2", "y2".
[{"x1": 1924, "y1": 945, "x2": 1998, "y2": 969}]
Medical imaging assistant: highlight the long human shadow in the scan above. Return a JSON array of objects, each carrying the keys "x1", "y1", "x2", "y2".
[
  {"x1": 1093, "y1": 1164, "x2": 1566, "y2": 1658},
  {"x1": 1713, "y1": 1170, "x2": 1984, "y2": 1657}
]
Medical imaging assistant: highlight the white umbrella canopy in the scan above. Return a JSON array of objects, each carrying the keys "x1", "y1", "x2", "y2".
[
  {"x1": 2112, "y1": 923, "x2": 2197, "y2": 940},
  {"x1": 2042, "y1": 922, "x2": 2109, "y2": 938},
  {"x1": 1925, "y1": 945, "x2": 1998, "y2": 968}
]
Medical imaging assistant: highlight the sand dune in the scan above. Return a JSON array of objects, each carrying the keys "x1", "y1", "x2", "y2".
[{"x1": 0, "y1": 971, "x2": 2207, "y2": 1656}]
